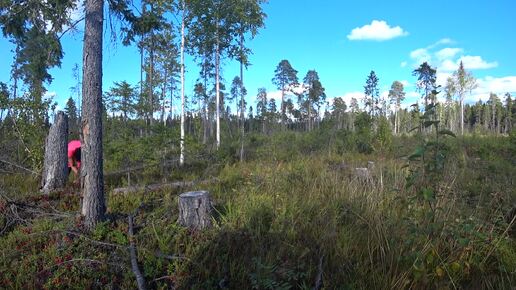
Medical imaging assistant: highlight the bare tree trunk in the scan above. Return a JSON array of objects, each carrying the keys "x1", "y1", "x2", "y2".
[
  {"x1": 215, "y1": 26, "x2": 221, "y2": 150},
  {"x1": 161, "y1": 69, "x2": 167, "y2": 126},
  {"x1": 202, "y1": 57, "x2": 209, "y2": 144},
  {"x1": 41, "y1": 111, "x2": 68, "y2": 194},
  {"x1": 203, "y1": 97, "x2": 208, "y2": 144},
  {"x1": 180, "y1": 6, "x2": 186, "y2": 166},
  {"x1": 460, "y1": 97, "x2": 464, "y2": 135},
  {"x1": 239, "y1": 32, "x2": 245, "y2": 163},
  {"x1": 128, "y1": 215, "x2": 147, "y2": 290},
  {"x1": 262, "y1": 114, "x2": 266, "y2": 134},
  {"x1": 308, "y1": 102, "x2": 312, "y2": 132},
  {"x1": 81, "y1": 0, "x2": 106, "y2": 230},
  {"x1": 149, "y1": 44, "x2": 154, "y2": 127},
  {"x1": 280, "y1": 88, "x2": 285, "y2": 128},
  {"x1": 395, "y1": 107, "x2": 398, "y2": 135}
]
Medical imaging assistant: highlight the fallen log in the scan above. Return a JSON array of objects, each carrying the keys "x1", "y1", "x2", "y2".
[{"x1": 111, "y1": 178, "x2": 218, "y2": 195}]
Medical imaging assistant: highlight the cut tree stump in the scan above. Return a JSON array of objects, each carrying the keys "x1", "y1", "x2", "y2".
[
  {"x1": 41, "y1": 111, "x2": 68, "y2": 194},
  {"x1": 354, "y1": 161, "x2": 375, "y2": 184},
  {"x1": 178, "y1": 191, "x2": 212, "y2": 230}
]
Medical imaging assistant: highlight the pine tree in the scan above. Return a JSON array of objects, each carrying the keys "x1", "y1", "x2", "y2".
[
  {"x1": 412, "y1": 62, "x2": 437, "y2": 106},
  {"x1": 301, "y1": 70, "x2": 325, "y2": 131},
  {"x1": 388, "y1": 81, "x2": 405, "y2": 134},
  {"x1": 272, "y1": 60, "x2": 298, "y2": 126},
  {"x1": 65, "y1": 97, "x2": 79, "y2": 138},
  {"x1": 364, "y1": 70, "x2": 379, "y2": 116}
]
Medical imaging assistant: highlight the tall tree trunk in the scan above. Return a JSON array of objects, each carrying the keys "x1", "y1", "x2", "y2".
[
  {"x1": 460, "y1": 97, "x2": 464, "y2": 135},
  {"x1": 280, "y1": 87, "x2": 285, "y2": 128},
  {"x1": 81, "y1": 0, "x2": 105, "y2": 230},
  {"x1": 160, "y1": 66, "x2": 167, "y2": 126},
  {"x1": 41, "y1": 111, "x2": 68, "y2": 194},
  {"x1": 492, "y1": 101, "x2": 496, "y2": 134},
  {"x1": 394, "y1": 106, "x2": 398, "y2": 135},
  {"x1": 140, "y1": 43, "x2": 144, "y2": 116},
  {"x1": 262, "y1": 112, "x2": 266, "y2": 134},
  {"x1": 239, "y1": 32, "x2": 245, "y2": 163},
  {"x1": 149, "y1": 35, "x2": 154, "y2": 128},
  {"x1": 215, "y1": 26, "x2": 221, "y2": 149},
  {"x1": 308, "y1": 101, "x2": 312, "y2": 132},
  {"x1": 202, "y1": 62, "x2": 208, "y2": 144},
  {"x1": 180, "y1": 7, "x2": 186, "y2": 166},
  {"x1": 169, "y1": 76, "x2": 174, "y2": 124}
]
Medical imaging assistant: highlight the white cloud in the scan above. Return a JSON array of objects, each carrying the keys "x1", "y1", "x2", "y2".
[
  {"x1": 44, "y1": 91, "x2": 57, "y2": 99},
  {"x1": 70, "y1": 1, "x2": 85, "y2": 22},
  {"x1": 335, "y1": 91, "x2": 366, "y2": 105},
  {"x1": 265, "y1": 84, "x2": 306, "y2": 103},
  {"x1": 468, "y1": 76, "x2": 516, "y2": 102},
  {"x1": 436, "y1": 47, "x2": 463, "y2": 61},
  {"x1": 265, "y1": 90, "x2": 283, "y2": 102},
  {"x1": 430, "y1": 38, "x2": 454, "y2": 48},
  {"x1": 400, "y1": 80, "x2": 411, "y2": 88},
  {"x1": 439, "y1": 60, "x2": 458, "y2": 72},
  {"x1": 400, "y1": 61, "x2": 407, "y2": 67},
  {"x1": 400, "y1": 91, "x2": 421, "y2": 108},
  {"x1": 410, "y1": 48, "x2": 431, "y2": 65},
  {"x1": 408, "y1": 40, "x2": 498, "y2": 74},
  {"x1": 347, "y1": 20, "x2": 408, "y2": 41},
  {"x1": 436, "y1": 72, "x2": 453, "y2": 87},
  {"x1": 459, "y1": 56, "x2": 498, "y2": 70}
]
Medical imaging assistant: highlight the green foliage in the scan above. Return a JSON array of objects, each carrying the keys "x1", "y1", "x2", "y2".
[
  {"x1": 364, "y1": 70, "x2": 380, "y2": 115},
  {"x1": 373, "y1": 116, "x2": 393, "y2": 153},
  {"x1": 1, "y1": 96, "x2": 515, "y2": 290},
  {"x1": 354, "y1": 112, "x2": 373, "y2": 153}
]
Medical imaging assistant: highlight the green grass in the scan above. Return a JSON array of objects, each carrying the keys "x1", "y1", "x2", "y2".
[{"x1": 0, "y1": 133, "x2": 514, "y2": 289}]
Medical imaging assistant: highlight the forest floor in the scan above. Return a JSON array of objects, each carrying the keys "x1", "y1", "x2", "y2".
[{"x1": 0, "y1": 133, "x2": 515, "y2": 289}]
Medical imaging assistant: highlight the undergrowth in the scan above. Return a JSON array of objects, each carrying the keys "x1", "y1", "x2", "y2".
[{"x1": 0, "y1": 133, "x2": 514, "y2": 289}]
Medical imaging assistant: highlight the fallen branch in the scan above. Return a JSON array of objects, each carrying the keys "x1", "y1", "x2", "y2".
[
  {"x1": 152, "y1": 275, "x2": 174, "y2": 283},
  {"x1": 62, "y1": 230, "x2": 127, "y2": 249},
  {"x1": 313, "y1": 255, "x2": 324, "y2": 290},
  {"x1": 128, "y1": 214, "x2": 147, "y2": 290},
  {"x1": 0, "y1": 158, "x2": 38, "y2": 175},
  {"x1": 111, "y1": 178, "x2": 218, "y2": 195},
  {"x1": 154, "y1": 250, "x2": 188, "y2": 261}
]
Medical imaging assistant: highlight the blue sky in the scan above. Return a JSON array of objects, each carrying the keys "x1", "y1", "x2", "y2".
[{"x1": 1, "y1": 0, "x2": 515, "y2": 114}]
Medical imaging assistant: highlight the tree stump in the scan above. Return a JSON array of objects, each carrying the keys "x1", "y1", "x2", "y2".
[
  {"x1": 178, "y1": 191, "x2": 212, "y2": 230},
  {"x1": 41, "y1": 111, "x2": 68, "y2": 194},
  {"x1": 354, "y1": 167, "x2": 371, "y2": 182}
]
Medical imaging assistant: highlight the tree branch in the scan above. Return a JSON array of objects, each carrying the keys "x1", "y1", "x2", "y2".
[{"x1": 128, "y1": 214, "x2": 147, "y2": 290}]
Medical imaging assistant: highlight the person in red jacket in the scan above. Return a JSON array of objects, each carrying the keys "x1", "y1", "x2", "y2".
[{"x1": 68, "y1": 140, "x2": 81, "y2": 179}]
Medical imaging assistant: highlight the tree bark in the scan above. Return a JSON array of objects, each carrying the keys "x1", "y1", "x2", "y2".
[
  {"x1": 460, "y1": 97, "x2": 464, "y2": 135},
  {"x1": 180, "y1": 5, "x2": 186, "y2": 166},
  {"x1": 178, "y1": 191, "x2": 212, "y2": 230},
  {"x1": 128, "y1": 215, "x2": 147, "y2": 290},
  {"x1": 81, "y1": 0, "x2": 105, "y2": 230},
  {"x1": 215, "y1": 26, "x2": 221, "y2": 150},
  {"x1": 41, "y1": 111, "x2": 68, "y2": 194},
  {"x1": 239, "y1": 32, "x2": 245, "y2": 163}
]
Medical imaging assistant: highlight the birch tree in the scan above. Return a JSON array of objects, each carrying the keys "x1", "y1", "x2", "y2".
[{"x1": 452, "y1": 61, "x2": 477, "y2": 135}]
